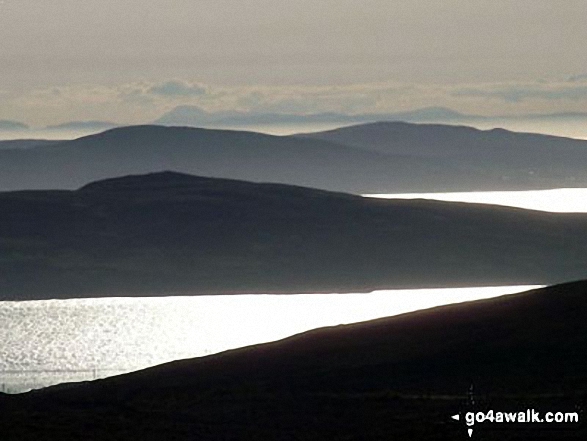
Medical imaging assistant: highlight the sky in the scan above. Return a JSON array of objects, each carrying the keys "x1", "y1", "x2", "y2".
[{"x1": 1, "y1": 0, "x2": 586, "y2": 127}]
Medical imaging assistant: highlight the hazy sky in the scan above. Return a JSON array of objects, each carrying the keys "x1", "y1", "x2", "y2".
[{"x1": 1, "y1": 0, "x2": 586, "y2": 126}]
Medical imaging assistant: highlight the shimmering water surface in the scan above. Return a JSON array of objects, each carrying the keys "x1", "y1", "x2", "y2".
[
  {"x1": 364, "y1": 188, "x2": 587, "y2": 212},
  {"x1": 1, "y1": 286, "x2": 539, "y2": 393},
  {"x1": 3, "y1": 188, "x2": 585, "y2": 393}
]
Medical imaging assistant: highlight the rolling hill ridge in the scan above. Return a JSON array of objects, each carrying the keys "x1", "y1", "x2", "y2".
[
  {"x1": 2, "y1": 171, "x2": 587, "y2": 300},
  {"x1": 2, "y1": 123, "x2": 587, "y2": 193}
]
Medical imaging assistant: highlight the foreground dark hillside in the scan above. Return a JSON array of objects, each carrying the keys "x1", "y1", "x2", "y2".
[
  {"x1": 2, "y1": 172, "x2": 587, "y2": 300},
  {"x1": 3, "y1": 281, "x2": 586, "y2": 440},
  {"x1": 3, "y1": 123, "x2": 587, "y2": 192}
]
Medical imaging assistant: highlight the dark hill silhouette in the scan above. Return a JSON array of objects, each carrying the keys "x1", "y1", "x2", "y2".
[
  {"x1": 298, "y1": 121, "x2": 587, "y2": 188},
  {"x1": 2, "y1": 123, "x2": 587, "y2": 193},
  {"x1": 3, "y1": 281, "x2": 586, "y2": 439},
  {"x1": 298, "y1": 121, "x2": 587, "y2": 156},
  {"x1": 2, "y1": 171, "x2": 587, "y2": 300}
]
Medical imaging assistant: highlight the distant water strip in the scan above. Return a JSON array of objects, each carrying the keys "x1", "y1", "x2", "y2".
[{"x1": 364, "y1": 188, "x2": 587, "y2": 213}]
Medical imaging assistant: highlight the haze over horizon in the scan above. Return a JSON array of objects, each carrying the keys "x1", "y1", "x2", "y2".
[
  {"x1": 1, "y1": 0, "x2": 586, "y2": 132},
  {"x1": 3, "y1": 4, "x2": 587, "y2": 436}
]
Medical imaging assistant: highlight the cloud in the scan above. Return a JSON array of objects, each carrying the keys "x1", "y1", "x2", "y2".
[
  {"x1": 568, "y1": 74, "x2": 587, "y2": 83},
  {"x1": 230, "y1": 83, "x2": 410, "y2": 115},
  {"x1": 452, "y1": 84, "x2": 587, "y2": 103},
  {"x1": 148, "y1": 80, "x2": 207, "y2": 97},
  {"x1": 6, "y1": 77, "x2": 587, "y2": 127}
]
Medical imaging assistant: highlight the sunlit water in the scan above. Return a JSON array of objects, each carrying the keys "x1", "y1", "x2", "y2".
[
  {"x1": 3, "y1": 188, "x2": 586, "y2": 393},
  {"x1": 0, "y1": 286, "x2": 539, "y2": 393},
  {"x1": 364, "y1": 188, "x2": 587, "y2": 213}
]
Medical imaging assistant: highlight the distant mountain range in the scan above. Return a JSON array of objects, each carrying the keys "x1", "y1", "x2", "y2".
[
  {"x1": 44, "y1": 120, "x2": 119, "y2": 131},
  {"x1": 153, "y1": 105, "x2": 466, "y2": 127},
  {"x1": 0, "y1": 121, "x2": 118, "y2": 141},
  {"x1": 0, "y1": 124, "x2": 448, "y2": 193},
  {"x1": 154, "y1": 104, "x2": 587, "y2": 129},
  {"x1": 2, "y1": 123, "x2": 587, "y2": 193},
  {"x1": 4, "y1": 106, "x2": 587, "y2": 138},
  {"x1": 4, "y1": 280, "x2": 586, "y2": 439},
  {"x1": 2, "y1": 171, "x2": 587, "y2": 300}
]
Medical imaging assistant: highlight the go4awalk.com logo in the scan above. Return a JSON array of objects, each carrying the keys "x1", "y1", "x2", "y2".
[
  {"x1": 451, "y1": 409, "x2": 580, "y2": 438},
  {"x1": 449, "y1": 384, "x2": 582, "y2": 437}
]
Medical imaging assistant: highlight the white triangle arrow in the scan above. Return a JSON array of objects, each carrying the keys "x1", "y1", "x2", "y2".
[
  {"x1": 451, "y1": 414, "x2": 460, "y2": 421},
  {"x1": 468, "y1": 428, "x2": 473, "y2": 437}
]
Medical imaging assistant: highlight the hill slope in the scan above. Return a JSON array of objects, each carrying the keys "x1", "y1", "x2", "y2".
[
  {"x1": 3, "y1": 281, "x2": 586, "y2": 439},
  {"x1": 2, "y1": 172, "x2": 587, "y2": 300},
  {"x1": 298, "y1": 121, "x2": 587, "y2": 189}
]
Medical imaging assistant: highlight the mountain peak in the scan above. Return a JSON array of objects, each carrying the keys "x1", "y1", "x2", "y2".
[{"x1": 78, "y1": 171, "x2": 213, "y2": 192}]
